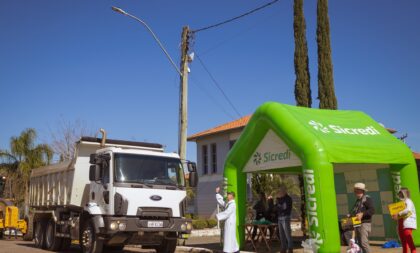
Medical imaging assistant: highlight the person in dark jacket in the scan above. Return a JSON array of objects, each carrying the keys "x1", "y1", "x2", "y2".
[
  {"x1": 266, "y1": 195, "x2": 278, "y2": 240},
  {"x1": 349, "y1": 182, "x2": 375, "y2": 253},
  {"x1": 266, "y1": 196, "x2": 278, "y2": 223},
  {"x1": 252, "y1": 192, "x2": 267, "y2": 239},
  {"x1": 275, "y1": 186, "x2": 293, "y2": 253}
]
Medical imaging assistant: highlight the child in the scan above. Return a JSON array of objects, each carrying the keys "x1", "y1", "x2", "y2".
[
  {"x1": 392, "y1": 187, "x2": 417, "y2": 253},
  {"x1": 347, "y1": 238, "x2": 361, "y2": 253}
]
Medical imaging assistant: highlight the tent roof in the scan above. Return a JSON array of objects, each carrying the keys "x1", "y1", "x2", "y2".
[{"x1": 226, "y1": 102, "x2": 413, "y2": 170}]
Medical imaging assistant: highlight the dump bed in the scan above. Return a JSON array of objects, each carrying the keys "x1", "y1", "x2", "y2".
[{"x1": 29, "y1": 137, "x2": 163, "y2": 208}]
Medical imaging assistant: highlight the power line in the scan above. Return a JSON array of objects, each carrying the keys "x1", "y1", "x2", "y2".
[
  {"x1": 189, "y1": 76, "x2": 236, "y2": 120},
  {"x1": 195, "y1": 53, "x2": 242, "y2": 118},
  {"x1": 200, "y1": 11, "x2": 280, "y2": 56},
  {"x1": 192, "y1": 0, "x2": 279, "y2": 33}
]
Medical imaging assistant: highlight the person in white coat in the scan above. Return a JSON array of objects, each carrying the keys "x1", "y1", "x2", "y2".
[
  {"x1": 392, "y1": 187, "x2": 417, "y2": 253},
  {"x1": 215, "y1": 187, "x2": 240, "y2": 253}
]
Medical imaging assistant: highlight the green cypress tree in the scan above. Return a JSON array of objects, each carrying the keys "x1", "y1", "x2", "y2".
[
  {"x1": 294, "y1": 0, "x2": 311, "y2": 108},
  {"x1": 317, "y1": 0, "x2": 337, "y2": 109}
]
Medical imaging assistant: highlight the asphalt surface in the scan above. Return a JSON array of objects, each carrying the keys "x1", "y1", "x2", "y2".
[{"x1": 0, "y1": 236, "x2": 418, "y2": 253}]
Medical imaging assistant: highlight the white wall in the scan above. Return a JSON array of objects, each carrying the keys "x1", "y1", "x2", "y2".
[{"x1": 193, "y1": 130, "x2": 240, "y2": 218}]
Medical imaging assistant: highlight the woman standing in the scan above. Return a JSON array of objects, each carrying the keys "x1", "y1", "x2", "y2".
[{"x1": 393, "y1": 187, "x2": 417, "y2": 253}]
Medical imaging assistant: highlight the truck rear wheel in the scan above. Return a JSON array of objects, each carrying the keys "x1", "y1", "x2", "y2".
[
  {"x1": 45, "y1": 219, "x2": 62, "y2": 251},
  {"x1": 34, "y1": 220, "x2": 46, "y2": 249},
  {"x1": 80, "y1": 219, "x2": 103, "y2": 253}
]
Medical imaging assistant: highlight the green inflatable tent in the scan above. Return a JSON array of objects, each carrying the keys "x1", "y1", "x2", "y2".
[{"x1": 223, "y1": 102, "x2": 420, "y2": 252}]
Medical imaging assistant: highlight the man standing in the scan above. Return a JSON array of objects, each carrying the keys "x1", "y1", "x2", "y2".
[
  {"x1": 350, "y1": 182, "x2": 375, "y2": 253},
  {"x1": 215, "y1": 187, "x2": 239, "y2": 253},
  {"x1": 275, "y1": 186, "x2": 293, "y2": 253}
]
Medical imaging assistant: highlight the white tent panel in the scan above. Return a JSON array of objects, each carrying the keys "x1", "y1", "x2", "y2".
[{"x1": 243, "y1": 130, "x2": 302, "y2": 173}]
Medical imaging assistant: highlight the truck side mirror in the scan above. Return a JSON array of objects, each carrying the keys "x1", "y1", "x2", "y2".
[
  {"x1": 89, "y1": 165, "x2": 101, "y2": 181},
  {"x1": 189, "y1": 171, "x2": 198, "y2": 187},
  {"x1": 89, "y1": 154, "x2": 97, "y2": 164},
  {"x1": 187, "y1": 162, "x2": 197, "y2": 173}
]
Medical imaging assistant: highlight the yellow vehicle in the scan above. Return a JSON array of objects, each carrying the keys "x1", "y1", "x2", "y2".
[{"x1": 0, "y1": 198, "x2": 27, "y2": 239}]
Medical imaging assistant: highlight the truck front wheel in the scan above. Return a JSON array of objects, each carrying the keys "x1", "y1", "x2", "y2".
[
  {"x1": 155, "y1": 232, "x2": 177, "y2": 253},
  {"x1": 80, "y1": 219, "x2": 103, "y2": 253}
]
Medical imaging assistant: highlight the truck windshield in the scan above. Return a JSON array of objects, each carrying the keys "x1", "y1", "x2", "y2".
[{"x1": 114, "y1": 153, "x2": 185, "y2": 187}]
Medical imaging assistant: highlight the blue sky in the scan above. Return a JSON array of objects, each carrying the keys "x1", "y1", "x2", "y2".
[{"x1": 1, "y1": 1, "x2": 419, "y2": 162}]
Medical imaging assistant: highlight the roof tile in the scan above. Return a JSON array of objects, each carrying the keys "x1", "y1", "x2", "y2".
[{"x1": 187, "y1": 115, "x2": 251, "y2": 141}]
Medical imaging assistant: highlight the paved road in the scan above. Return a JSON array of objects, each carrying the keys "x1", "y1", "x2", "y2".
[
  {"x1": 0, "y1": 239, "x2": 154, "y2": 253},
  {"x1": 0, "y1": 237, "x2": 418, "y2": 253}
]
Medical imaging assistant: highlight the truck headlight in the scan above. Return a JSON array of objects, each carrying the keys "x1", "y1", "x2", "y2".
[
  {"x1": 118, "y1": 222, "x2": 127, "y2": 231},
  {"x1": 186, "y1": 222, "x2": 192, "y2": 230},
  {"x1": 110, "y1": 221, "x2": 118, "y2": 230}
]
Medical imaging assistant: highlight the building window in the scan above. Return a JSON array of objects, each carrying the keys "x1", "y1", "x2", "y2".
[
  {"x1": 211, "y1": 143, "x2": 217, "y2": 173},
  {"x1": 202, "y1": 145, "x2": 208, "y2": 175},
  {"x1": 229, "y1": 140, "x2": 236, "y2": 149}
]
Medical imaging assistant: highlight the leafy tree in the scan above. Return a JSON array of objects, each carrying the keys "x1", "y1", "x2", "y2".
[
  {"x1": 251, "y1": 174, "x2": 300, "y2": 200},
  {"x1": 0, "y1": 128, "x2": 52, "y2": 206},
  {"x1": 317, "y1": 0, "x2": 337, "y2": 109},
  {"x1": 293, "y1": 0, "x2": 311, "y2": 107}
]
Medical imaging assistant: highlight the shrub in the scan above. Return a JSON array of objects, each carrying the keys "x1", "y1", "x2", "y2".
[
  {"x1": 185, "y1": 213, "x2": 194, "y2": 219},
  {"x1": 192, "y1": 219, "x2": 207, "y2": 229},
  {"x1": 206, "y1": 219, "x2": 218, "y2": 228}
]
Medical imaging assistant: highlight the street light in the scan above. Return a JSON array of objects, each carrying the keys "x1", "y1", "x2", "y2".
[
  {"x1": 111, "y1": 7, "x2": 182, "y2": 77},
  {"x1": 112, "y1": 7, "x2": 190, "y2": 161}
]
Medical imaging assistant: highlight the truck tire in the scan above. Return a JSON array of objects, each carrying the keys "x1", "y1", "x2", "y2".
[
  {"x1": 34, "y1": 220, "x2": 47, "y2": 249},
  {"x1": 23, "y1": 216, "x2": 33, "y2": 241},
  {"x1": 155, "y1": 233, "x2": 177, "y2": 253},
  {"x1": 45, "y1": 219, "x2": 62, "y2": 251},
  {"x1": 60, "y1": 238, "x2": 71, "y2": 251},
  {"x1": 80, "y1": 219, "x2": 104, "y2": 253}
]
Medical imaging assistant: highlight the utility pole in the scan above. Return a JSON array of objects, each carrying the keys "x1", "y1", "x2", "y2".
[
  {"x1": 111, "y1": 7, "x2": 191, "y2": 162},
  {"x1": 179, "y1": 26, "x2": 190, "y2": 161}
]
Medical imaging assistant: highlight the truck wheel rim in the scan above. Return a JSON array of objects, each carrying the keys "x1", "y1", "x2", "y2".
[{"x1": 82, "y1": 226, "x2": 93, "y2": 251}]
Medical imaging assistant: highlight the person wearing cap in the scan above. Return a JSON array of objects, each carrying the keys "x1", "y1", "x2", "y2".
[
  {"x1": 392, "y1": 187, "x2": 417, "y2": 253},
  {"x1": 349, "y1": 182, "x2": 375, "y2": 253},
  {"x1": 215, "y1": 187, "x2": 239, "y2": 253}
]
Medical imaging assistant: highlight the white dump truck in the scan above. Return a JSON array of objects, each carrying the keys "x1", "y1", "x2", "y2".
[{"x1": 27, "y1": 131, "x2": 198, "y2": 253}]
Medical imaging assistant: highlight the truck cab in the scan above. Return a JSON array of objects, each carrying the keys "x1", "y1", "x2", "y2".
[{"x1": 87, "y1": 146, "x2": 195, "y2": 252}]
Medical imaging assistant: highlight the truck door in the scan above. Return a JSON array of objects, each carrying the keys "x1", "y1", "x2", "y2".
[{"x1": 89, "y1": 153, "x2": 111, "y2": 214}]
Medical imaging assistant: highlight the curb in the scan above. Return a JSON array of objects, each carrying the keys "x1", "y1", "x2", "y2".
[
  {"x1": 190, "y1": 228, "x2": 221, "y2": 237},
  {"x1": 176, "y1": 246, "x2": 213, "y2": 253},
  {"x1": 176, "y1": 247, "x2": 254, "y2": 253}
]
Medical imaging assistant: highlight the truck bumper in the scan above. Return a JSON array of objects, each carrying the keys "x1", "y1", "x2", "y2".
[
  {"x1": 101, "y1": 216, "x2": 192, "y2": 234},
  {"x1": 100, "y1": 217, "x2": 192, "y2": 246}
]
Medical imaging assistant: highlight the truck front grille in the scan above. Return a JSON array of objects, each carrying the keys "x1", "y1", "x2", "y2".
[{"x1": 137, "y1": 207, "x2": 172, "y2": 220}]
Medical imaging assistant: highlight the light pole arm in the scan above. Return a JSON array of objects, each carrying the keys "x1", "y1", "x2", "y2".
[{"x1": 112, "y1": 6, "x2": 183, "y2": 77}]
